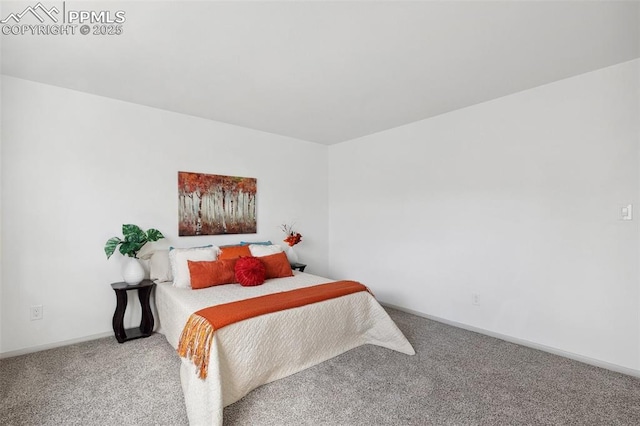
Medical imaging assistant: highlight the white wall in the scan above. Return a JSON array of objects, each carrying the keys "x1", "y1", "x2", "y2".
[
  {"x1": 329, "y1": 60, "x2": 640, "y2": 371},
  {"x1": 0, "y1": 48, "x2": 4, "y2": 355},
  {"x1": 0, "y1": 76, "x2": 329, "y2": 355},
  {"x1": 3, "y1": 60, "x2": 640, "y2": 373}
]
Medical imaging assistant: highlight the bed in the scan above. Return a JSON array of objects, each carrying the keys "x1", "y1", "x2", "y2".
[{"x1": 155, "y1": 269, "x2": 415, "y2": 425}]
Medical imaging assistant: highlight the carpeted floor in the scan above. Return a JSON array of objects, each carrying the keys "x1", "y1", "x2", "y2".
[{"x1": 1, "y1": 308, "x2": 639, "y2": 425}]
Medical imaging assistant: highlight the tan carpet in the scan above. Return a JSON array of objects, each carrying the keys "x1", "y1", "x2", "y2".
[{"x1": 2, "y1": 308, "x2": 639, "y2": 425}]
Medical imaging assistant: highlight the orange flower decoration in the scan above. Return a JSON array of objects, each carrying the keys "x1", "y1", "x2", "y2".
[{"x1": 281, "y1": 224, "x2": 302, "y2": 247}]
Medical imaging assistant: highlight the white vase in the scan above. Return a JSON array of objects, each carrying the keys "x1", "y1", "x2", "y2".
[
  {"x1": 286, "y1": 246, "x2": 299, "y2": 264},
  {"x1": 122, "y1": 257, "x2": 145, "y2": 285}
]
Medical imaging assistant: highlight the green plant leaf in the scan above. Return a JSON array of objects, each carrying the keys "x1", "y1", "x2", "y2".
[
  {"x1": 119, "y1": 241, "x2": 145, "y2": 258},
  {"x1": 122, "y1": 224, "x2": 145, "y2": 243},
  {"x1": 104, "y1": 237, "x2": 122, "y2": 259},
  {"x1": 106, "y1": 224, "x2": 164, "y2": 260},
  {"x1": 146, "y1": 229, "x2": 164, "y2": 242}
]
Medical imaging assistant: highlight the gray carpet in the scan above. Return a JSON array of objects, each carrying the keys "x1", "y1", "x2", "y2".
[{"x1": 1, "y1": 309, "x2": 639, "y2": 425}]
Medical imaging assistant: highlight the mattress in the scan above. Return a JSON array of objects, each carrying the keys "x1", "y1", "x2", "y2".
[{"x1": 155, "y1": 271, "x2": 415, "y2": 425}]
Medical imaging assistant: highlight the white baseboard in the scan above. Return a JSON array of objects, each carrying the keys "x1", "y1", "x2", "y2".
[
  {"x1": 4, "y1": 306, "x2": 639, "y2": 379},
  {"x1": 382, "y1": 302, "x2": 640, "y2": 379},
  {"x1": 0, "y1": 331, "x2": 114, "y2": 359}
]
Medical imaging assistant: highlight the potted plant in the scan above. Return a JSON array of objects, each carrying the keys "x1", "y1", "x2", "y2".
[{"x1": 105, "y1": 224, "x2": 164, "y2": 284}]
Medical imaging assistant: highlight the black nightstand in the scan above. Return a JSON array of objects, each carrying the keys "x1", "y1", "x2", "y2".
[
  {"x1": 110, "y1": 280, "x2": 155, "y2": 343},
  {"x1": 290, "y1": 262, "x2": 307, "y2": 272}
]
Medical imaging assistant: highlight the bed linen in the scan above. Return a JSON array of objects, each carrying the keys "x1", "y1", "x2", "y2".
[{"x1": 155, "y1": 271, "x2": 415, "y2": 426}]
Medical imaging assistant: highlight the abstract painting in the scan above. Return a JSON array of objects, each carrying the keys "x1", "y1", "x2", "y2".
[{"x1": 178, "y1": 171, "x2": 257, "y2": 236}]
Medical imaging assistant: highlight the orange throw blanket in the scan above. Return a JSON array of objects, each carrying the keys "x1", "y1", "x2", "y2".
[{"x1": 178, "y1": 280, "x2": 370, "y2": 379}]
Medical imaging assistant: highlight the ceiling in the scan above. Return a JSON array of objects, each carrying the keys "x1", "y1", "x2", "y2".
[{"x1": 1, "y1": 1, "x2": 638, "y2": 145}]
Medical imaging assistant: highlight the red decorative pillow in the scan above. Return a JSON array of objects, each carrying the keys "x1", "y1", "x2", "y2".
[
  {"x1": 188, "y1": 259, "x2": 238, "y2": 289},
  {"x1": 218, "y1": 245, "x2": 252, "y2": 260},
  {"x1": 259, "y1": 252, "x2": 294, "y2": 279},
  {"x1": 234, "y1": 256, "x2": 266, "y2": 286}
]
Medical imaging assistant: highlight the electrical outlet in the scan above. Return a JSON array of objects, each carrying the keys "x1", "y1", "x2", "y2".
[
  {"x1": 472, "y1": 293, "x2": 480, "y2": 306},
  {"x1": 30, "y1": 305, "x2": 43, "y2": 321}
]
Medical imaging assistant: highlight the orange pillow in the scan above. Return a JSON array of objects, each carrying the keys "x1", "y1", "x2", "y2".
[
  {"x1": 259, "y1": 252, "x2": 294, "y2": 279},
  {"x1": 218, "y1": 245, "x2": 252, "y2": 260},
  {"x1": 188, "y1": 259, "x2": 237, "y2": 289}
]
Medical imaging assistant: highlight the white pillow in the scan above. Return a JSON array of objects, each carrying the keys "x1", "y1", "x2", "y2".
[
  {"x1": 149, "y1": 250, "x2": 173, "y2": 284},
  {"x1": 169, "y1": 246, "x2": 219, "y2": 288},
  {"x1": 248, "y1": 244, "x2": 284, "y2": 257}
]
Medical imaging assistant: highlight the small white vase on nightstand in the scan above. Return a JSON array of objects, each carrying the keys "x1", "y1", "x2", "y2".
[
  {"x1": 122, "y1": 257, "x2": 145, "y2": 285},
  {"x1": 286, "y1": 246, "x2": 299, "y2": 264}
]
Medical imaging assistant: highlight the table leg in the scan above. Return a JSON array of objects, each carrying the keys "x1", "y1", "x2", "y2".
[
  {"x1": 112, "y1": 289, "x2": 128, "y2": 343},
  {"x1": 139, "y1": 286, "x2": 154, "y2": 335}
]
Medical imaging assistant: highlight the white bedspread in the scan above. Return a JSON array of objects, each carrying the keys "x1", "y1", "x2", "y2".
[{"x1": 155, "y1": 272, "x2": 415, "y2": 426}]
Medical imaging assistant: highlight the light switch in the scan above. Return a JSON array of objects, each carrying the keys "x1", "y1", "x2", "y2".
[{"x1": 622, "y1": 204, "x2": 633, "y2": 221}]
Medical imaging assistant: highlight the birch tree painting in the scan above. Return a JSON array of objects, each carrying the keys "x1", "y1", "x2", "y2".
[{"x1": 178, "y1": 172, "x2": 257, "y2": 236}]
